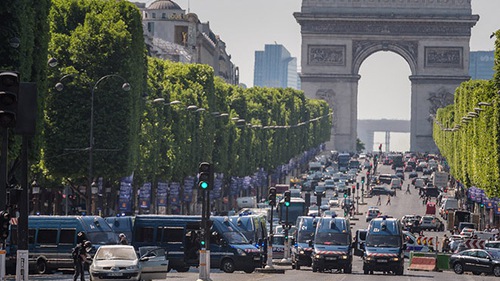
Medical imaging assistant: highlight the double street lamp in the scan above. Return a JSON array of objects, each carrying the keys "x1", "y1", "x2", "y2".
[{"x1": 56, "y1": 72, "x2": 131, "y2": 214}]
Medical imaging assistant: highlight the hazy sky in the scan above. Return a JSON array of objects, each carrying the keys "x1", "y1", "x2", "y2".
[{"x1": 135, "y1": 0, "x2": 499, "y2": 150}]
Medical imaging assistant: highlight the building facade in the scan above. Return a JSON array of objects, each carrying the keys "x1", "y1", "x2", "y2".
[
  {"x1": 469, "y1": 51, "x2": 495, "y2": 80},
  {"x1": 254, "y1": 44, "x2": 300, "y2": 89},
  {"x1": 134, "y1": 0, "x2": 239, "y2": 85}
]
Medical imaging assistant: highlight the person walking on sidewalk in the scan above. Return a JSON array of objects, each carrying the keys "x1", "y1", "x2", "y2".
[
  {"x1": 386, "y1": 195, "x2": 391, "y2": 205},
  {"x1": 405, "y1": 184, "x2": 411, "y2": 194},
  {"x1": 377, "y1": 195, "x2": 381, "y2": 206}
]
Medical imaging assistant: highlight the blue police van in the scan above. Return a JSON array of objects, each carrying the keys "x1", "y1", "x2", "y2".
[
  {"x1": 291, "y1": 216, "x2": 318, "y2": 270},
  {"x1": 311, "y1": 215, "x2": 353, "y2": 273},
  {"x1": 363, "y1": 216, "x2": 405, "y2": 275},
  {"x1": 131, "y1": 215, "x2": 261, "y2": 273},
  {"x1": 104, "y1": 216, "x2": 134, "y2": 240},
  {"x1": 6, "y1": 215, "x2": 118, "y2": 274}
]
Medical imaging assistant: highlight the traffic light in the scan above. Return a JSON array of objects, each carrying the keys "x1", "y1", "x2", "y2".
[
  {"x1": 198, "y1": 162, "x2": 212, "y2": 190},
  {"x1": 268, "y1": 187, "x2": 277, "y2": 206},
  {"x1": 343, "y1": 192, "x2": 348, "y2": 198},
  {"x1": 352, "y1": 185, "x2": 355, "y2": 194},
  {"x1": 0, "y1": 211, "x2": 11, "y2": 240},
  {"x1": 0, "y1": 71, "x2": 20, "y2": 128},
  {"x1": 284, "y1": 190, "x2": 291, "y2": 207},
  {"x1": 347, "y1": 188, "x2": 351, "y2": 197},
  {"x1": 361, "y1": 176, "x2": 365, "y2": 184}
]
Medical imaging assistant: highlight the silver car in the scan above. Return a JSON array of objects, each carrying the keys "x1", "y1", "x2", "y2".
[{"x1": 89, "y1": 245, "x2": 168, "y2": 281}]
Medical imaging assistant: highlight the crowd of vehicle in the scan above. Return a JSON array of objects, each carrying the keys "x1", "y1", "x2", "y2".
[{"x1": 6, "y1": 151, "x2": 500, "y2": 278}]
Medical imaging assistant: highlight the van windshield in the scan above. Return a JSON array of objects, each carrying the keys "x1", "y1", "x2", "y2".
[
  {"x1": 214, "y1": 220, "x2": 249, "y2": 244},
  {"x1": 297, "y1": 231, "x2": 314, "y2": 243},
  {"x1": 366, "y1": 234, "x2": 401, "y2": 247},
  {"x1": 87, "y1": 231, "x2": 120, "y2": 245},
  {"x1": 315, "y1": 232, "x2": 349, "y2": 245}
]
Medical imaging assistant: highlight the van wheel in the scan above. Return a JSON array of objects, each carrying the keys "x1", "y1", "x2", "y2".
[
  {"x1": 493, "y1": 265, "x2": 500, "y2": 277},
  {"x1": 36, "y1": 259, "x2": 48, "y2": 274},
  {"x1": 295, "y1": 263, "x2": 300, "y2": 270},
  {"x1": 312, "y1": 266, "x2": 317, "y2": 272},
  {"x1": 221, "y1": 259, "x2": 235, "y2": 273},
  {"x1": 175, "y1": 267, "x2": 190, "y2": 273},
  {"x1": 243, "y1": 267, "x2": 254, "y2": 273},
  {"x1": 344, "y1": 265, "x2": 352, "y2": 274}
]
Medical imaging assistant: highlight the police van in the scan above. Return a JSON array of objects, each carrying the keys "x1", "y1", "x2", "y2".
[
  {"x1": 310, "y1": 215, "x2": 353, "y2": 273},
  {"x1": 363, "y1": 216, "x2": 405, "y2": 275},
  {"x1": 291, "y1": 216, "x2": 318, "y2": 270},
  {"x1": 132, "y1": 215, "x2": 261, "y2": 273},
  {"x1": 6, "y1": 215, "x2": 118, "y2": 274}
]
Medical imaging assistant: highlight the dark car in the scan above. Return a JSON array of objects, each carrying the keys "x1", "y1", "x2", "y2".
[
  {"x1": 408, "y1": 172, "x2": 418, "y2": 179},
  {"x1": 395, "y1": 172, "x2": 405, "y2": 180},
  {"x1": 449, "y1": 249, "x2": 500, "y2": 276},
  {"x1": 369, "y1": 186, "x2": 395, "y2": 196},
  {"x1": 404, "y1": 165, "x2": 413, "y2": 172},
  {"x1": 423, "y1": 168, "x2": 432, "y2": 175},
  {"x1": 415, "y1": 166, "x2": 423, "y2": 172}
]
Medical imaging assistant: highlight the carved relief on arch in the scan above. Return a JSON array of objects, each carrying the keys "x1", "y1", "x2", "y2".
[
  {"x1": 352, "y1": 40, "x2": 418, "y2": 71},
  {"x1": 316, "y1": 89, "x2": 337, "y2": 128},
  {"x1": 427, "y1": 88, "x2": 454, "y2": 122}
]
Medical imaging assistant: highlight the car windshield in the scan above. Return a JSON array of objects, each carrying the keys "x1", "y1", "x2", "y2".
[
  {"x1": 87, "y1": 231, "x2": 120, "y2": 245},
  {"x1": 214, "y1": 219, "x2": 249, "y2": 244},
  {"x1": 95, "y1": 247, "x2": 136, "y2": 261},
  {"x1": 366, "y1": 234, "x2": 401, "y2": 247},
  {"x1": 315, "y1": 232, "x2": 349, "y2": 245}
]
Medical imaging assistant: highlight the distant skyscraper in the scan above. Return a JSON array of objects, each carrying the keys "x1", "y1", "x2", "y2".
[
  {"x1": 469, "y1": 51, "x2": 495, "y2": 80},
  {"x1": 254, "y1": 44, "x2": 299, "y2": 89}
]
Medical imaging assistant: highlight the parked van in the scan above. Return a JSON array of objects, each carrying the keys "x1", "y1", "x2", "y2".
[
  {"x1": 311, "y1": 215, "x2": 353, "y2": 273},
  {"x1": 105, "y1": 216, "x2": 134, "y2": 240},
  {"x1": 132, "y1": 215, "x2": 261, "y2": 273},
  {"x1": 363, "y1": 216, "x2": 404, "y2": 275},
  {"x1": 229, "y1": 214, "x2": 267, "y2": 245},
  {"x1": 6, "y1": 215, "x2": 119, "y2": 274},
  {"x1": 291, "y1": 216, "x2": 318, "y2": 270}
]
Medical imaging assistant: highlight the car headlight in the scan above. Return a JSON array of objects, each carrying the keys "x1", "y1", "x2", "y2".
[
  {"x1": 237, "y1": 248, "x2": 247, "y2": 256},
  {"x1": 391, "y1": 257, "x2": 400, "y2": 262},
  {"x1": 365, "y1": 256, "x2": 373, "y2": 261},
  {"x1": 341, "y1": 255, "x2": 348, "y2": 259},
  {"x1": 126, "y1": 265, "x2": 139, "y2": 270},
  {"x1": 315, "y1": 254, "x2": 321, "y2": 259},
  {"x1": 300, "y1": 250, "x2": 305, "y2": 255}
]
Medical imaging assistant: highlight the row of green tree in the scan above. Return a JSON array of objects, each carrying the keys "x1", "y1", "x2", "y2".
[
  {"x1": 1, "y1": 0, "x2": 331, "y2": 200},
  {"x1": 433, "y1": 29, "x2": 500, "y2": 198}
]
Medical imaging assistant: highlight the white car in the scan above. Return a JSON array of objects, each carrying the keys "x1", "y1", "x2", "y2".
[
  {"x1": 89, "y1": 245, "x2": 168, "y2": 281},
  {"x1": 328, "y1": 196, "x2": 339, "y2": 207}
]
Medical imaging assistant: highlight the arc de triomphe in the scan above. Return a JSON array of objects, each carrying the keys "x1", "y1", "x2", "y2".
[{"x1": 294, "y1": 0, "x2": 479, "y2": 152}]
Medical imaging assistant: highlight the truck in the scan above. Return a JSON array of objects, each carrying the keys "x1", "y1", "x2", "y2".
[
  {"x1": 363, "y1": 216, "x2": 404, "y2": 275},
  {"x1": 337, "y1": 153, "x2": 351, "y2": 172},
  {"x1": 432, "y1": 171, "x2": 449, "y2": 188},
  {"x1": 311, "y1": 215, "x2": 353, "y2": 273}
]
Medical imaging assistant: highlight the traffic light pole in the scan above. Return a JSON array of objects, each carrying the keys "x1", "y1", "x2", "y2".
[
  {"x1": 0, "y1": 129, "x2": 7, "y2": 210},
  {"x1": 266, "y1": 204, "x2": 275, "y2": 269},
  {"x1": 281, "y1": 205, "x2": 290, "y2": 263}
]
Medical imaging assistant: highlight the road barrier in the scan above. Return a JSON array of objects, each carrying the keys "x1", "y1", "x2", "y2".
[
  {"x1": 416, "y1": 236, "x2": 434, "y2": 246},
  {"x1": 408, "y1": 252, "x2": 438, "y2": 271},
  {"x1": 463, "y1": 239, "x2": 485, "y2": 249}
]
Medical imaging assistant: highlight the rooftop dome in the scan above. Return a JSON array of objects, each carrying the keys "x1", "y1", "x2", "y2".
[{"x1": 148, "y1": 0, "x2": 182, "y2": 10}]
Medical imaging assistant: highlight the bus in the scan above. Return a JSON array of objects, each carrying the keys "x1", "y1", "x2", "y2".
[
  {"x1": 278, "y1": 197, "x2": 306, "y2": 226},
  {"x1": 338, "y1": 153, "x2": 351, "y2": 172}
]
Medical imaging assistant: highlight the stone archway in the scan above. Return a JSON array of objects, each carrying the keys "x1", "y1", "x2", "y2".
[{"x1": 295, "y1": 0, "x2": 478, "y2": 152}]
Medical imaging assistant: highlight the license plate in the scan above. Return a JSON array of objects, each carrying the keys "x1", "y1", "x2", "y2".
[
  {"x1": 377, "y1": 259, "x2": 388, "y2": 263},
  {"x1": 325, "y1": 257, "x2": 338, "y2": 260},
  {"x1": 254, "y1": 257, "x2": 261, "y2": 260},
  {"x1": 108, "y1": 272, "x2": 123, "y2": 276}
]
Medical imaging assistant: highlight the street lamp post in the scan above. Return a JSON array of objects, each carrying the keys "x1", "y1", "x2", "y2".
[{"x1": 56, "y1": 74, "x2": 130, "y2": 214}]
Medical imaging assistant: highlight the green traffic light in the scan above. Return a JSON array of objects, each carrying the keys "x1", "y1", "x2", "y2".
[
  {"x1": 201, "y1": 240, "x2": 205, "y2": 246},
  {"x1": 285, "y1": 202, "x2": 290, "y2": 207},
  {"x1": 343, "y1": 193, "x2": 347, "y2": 198},
  {"x1": 200, "y1": 181, "x2": 208, "y2": 189}
]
